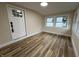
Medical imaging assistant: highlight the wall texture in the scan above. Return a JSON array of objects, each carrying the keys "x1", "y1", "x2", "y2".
[
  {"x1": 43, "y1": 13, "x2": 73, "y2": 37},
  {"x1": 0, "y1": 3, "x2": 43, "y2": 47}
]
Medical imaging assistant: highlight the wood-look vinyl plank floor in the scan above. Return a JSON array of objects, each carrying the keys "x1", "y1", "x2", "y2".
[{"x1": 0, "y1": 32, "x2": 75, "y2": 57}]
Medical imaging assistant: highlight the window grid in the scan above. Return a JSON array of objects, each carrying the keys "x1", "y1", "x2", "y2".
[
  {"x1": 46, "y1": 16, "x2": 68, "y2": 28},
  {"x1": 46, "y1": 17, "x2": 53, "y2": 27},
  {"x1": 56, "y1": 16, "x2": 67, "y2": 28}
]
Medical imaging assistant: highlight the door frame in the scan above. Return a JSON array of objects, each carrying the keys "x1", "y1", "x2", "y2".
[{"x1": 6, "y1": 4, "x2": 27, "y2": 40}]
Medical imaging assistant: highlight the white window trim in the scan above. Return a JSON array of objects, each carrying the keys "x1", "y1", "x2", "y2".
[{"x1": 45, "y1": 15, "x2": 68, "y2": 29}]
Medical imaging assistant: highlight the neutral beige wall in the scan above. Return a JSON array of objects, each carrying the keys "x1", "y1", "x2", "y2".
[
  {"x1": 71, "y1": 10, "x2": 79, "y2": 56},
  {"x1": 43, "y1": 13, "x2": 73, "y2": 36},
  {"x1": 0, "y1": 3, "x2": 43, "y2": 47},
  {"x1": 72, "y1": 31, "x2": 79, "y2": 56},
  {"x1": 0, "y1": 3, "x2": 12, "y2": 45},
  {"x1": 25, "y1": 9, "x2": 43, "y2": 36}
]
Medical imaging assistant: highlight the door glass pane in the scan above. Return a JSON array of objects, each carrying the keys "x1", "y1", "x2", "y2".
[{"x1": 12, "y1": 9, "x2": 22, "y2": 17}]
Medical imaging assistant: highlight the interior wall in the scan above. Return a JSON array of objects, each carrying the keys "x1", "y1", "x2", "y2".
[
  {"x1": 0, "y1": 3, "x2": 43, "y2": 47},
  {"x1": 25, "y1": 9, "x2": 43, "y2": 37},
  {"x1": 71, "y1": 9, "x2": 79, "y2": 56},
  {"x1": 0, "y1": 3, "x2": 12, "y2": 45},
  {"x1": 43, "y1": 12, "x2": 73, "y2": 36}
]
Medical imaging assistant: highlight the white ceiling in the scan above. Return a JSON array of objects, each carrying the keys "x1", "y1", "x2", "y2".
[{"x1": 11, "y1": 2, "x2": 79, "y2": 16}]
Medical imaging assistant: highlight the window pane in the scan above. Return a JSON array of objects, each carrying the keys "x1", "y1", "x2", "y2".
[
  {"x1": 76, "y1": 20, "x2": 79, "y2": 34},
  {"x1": 63, "y1": 22, "x2": 67, "y2": 27},
  {"x1": 46, "y1": 23, "x2": 53, "y2": 27},
  {"x1": 56, "y1": 16, "x2": 67, "y2": 28},
  {"x1": 47, "y1": 17, "x2": 53, "y2": 23},
  {"x1": 56, "y1": 23, "x2": 63, "y2": 27},
  {"x1": 77, "y1": 26, "x2": 79, "y2": 34},
  {"x1": 46, "y1": 17, "x2": 53, "y2": 27},
  {"x1": 56, "y1": 17, "x2": 63, "y2": 23}
]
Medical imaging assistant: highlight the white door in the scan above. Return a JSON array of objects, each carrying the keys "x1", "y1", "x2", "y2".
[{"x1": 7, "y1": 6, "x2": 26, "y2": 40}]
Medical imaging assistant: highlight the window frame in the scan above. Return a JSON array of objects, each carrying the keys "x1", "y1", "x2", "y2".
[
  {"x1": 46, "y1": 17, "x2": 54, "y2": 27},
  {"x1": 55, "y1": 16, "x2": 68, "y2": 29}
]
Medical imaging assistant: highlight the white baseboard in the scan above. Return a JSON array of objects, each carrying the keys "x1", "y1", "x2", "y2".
[
  {"x1": 0, "y1": 31, "x2": 42, "y2": 49},
  {"x1": 71, "y1": 38, "x2": 78, "y2": 57},
  {"x1": 26, "y1": 31, "x2": 42, "y2": 38},
  {"x1": 43, "y1": 31, "x2": 71, "y2": 37}
]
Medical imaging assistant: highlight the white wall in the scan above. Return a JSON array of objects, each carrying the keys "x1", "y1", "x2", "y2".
[
  {"x1": 43, "y1": 13, "x2": 73, "y2": 36},
  {"x1": 25, "y1": 9, "x2": 43, "y2": 37},
  {"x1": 0, "y1": 3, "x2": 12, "y2": 45},
  {"x1": 71, "y1": 9, "x2": 79, "y2": 56},
  {"x1": 0, "y1": 3, "x2": 43, "y2": 48}
]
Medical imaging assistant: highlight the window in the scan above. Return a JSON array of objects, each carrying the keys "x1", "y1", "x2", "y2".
[
  {"x1": 12, "y1": 9, "x2": 22, "y2": 17},
  {"x1": 76, "y1": 24, "x2": 79, "y2": 34},
  {"x1": 56, "y1": 16, "x2": 67, "y2": 28},
  {"x1": 76, "y1": 17, "x2": 79, "y2": 34},
  {"x1": 46, "y1": 17, "x2": 53, "y2": 27}
]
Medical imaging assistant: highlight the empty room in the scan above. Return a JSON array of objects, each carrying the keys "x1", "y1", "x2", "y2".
[{"x1": 0, "y1": 2, "x2": 79, "y2": 57}]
